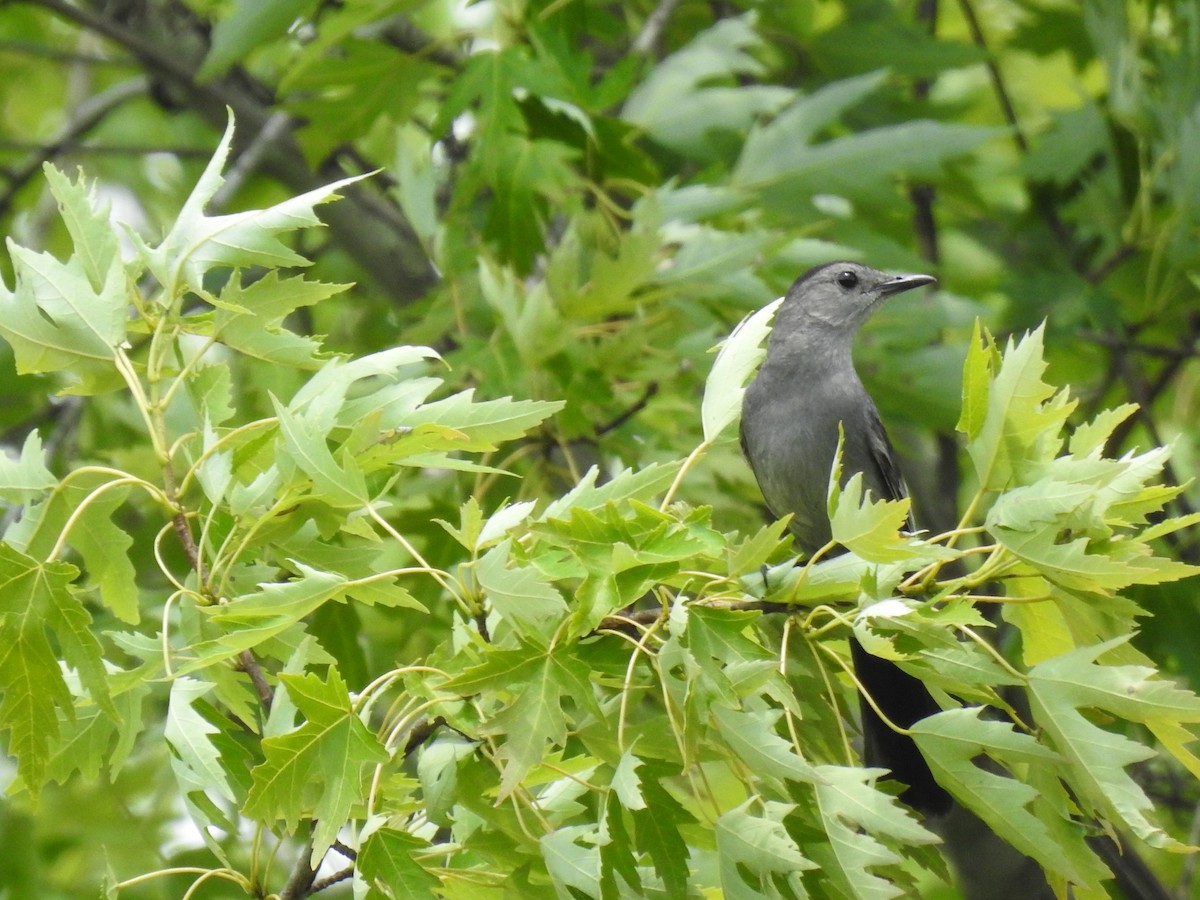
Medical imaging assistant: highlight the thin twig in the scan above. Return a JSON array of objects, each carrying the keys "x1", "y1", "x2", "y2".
[
  {"x1": 308, "y1": 866, "x2": 354, "y2": 895},
  {"x1": 596, "y1": 382, "x2": 659, "y2": 435}
]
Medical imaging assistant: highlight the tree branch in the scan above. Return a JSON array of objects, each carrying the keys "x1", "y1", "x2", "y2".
[{"x1": 279, "y1": 835, "x2": 320, "y2": 900}]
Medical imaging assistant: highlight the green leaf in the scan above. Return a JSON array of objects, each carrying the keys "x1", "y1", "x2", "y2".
[
  {"x1": 712, "y1": 706, "x2": 819, "y2": 790},
  {"x1": 734, "y1": 69, "x2": 889, "y2": 183},
  {"x1": 736, "y1": 120, "x2": 1000, "y2": 207},
  {"x1": 631, "y1": 773, "x2": 693, "y2": 897},
  {"x1": 0, "y1": 543, "x2": 112, "y2": 794},
  {"x1": 273, "y1": 398, "x2": 368, "y2": 507},
  {"x1": 417, "y1": 735, "x2": 476, "y2": 827},
  {"x1": 541, "y1": 463, "x2": 681, "y2": 520},
  {"x1": 483, "y1": 134, "x2": 579, "y2": 273},
  {"x1": 542, "y1": 825, "x2": 602, "y2": 899},
  {"x1": 716, "y1": 801, "x2": 816, "y2": 899},
  {"x1": 71, "y1": 502, "x2": 140, "y2": 625},
  {"x1": 610, "y1": 748, "x2": 646, "y2": 811},
  {"x1": 809, "y1": 764, "x2": 938, "y2": 898},
  {"x1": 967, "y1": 325, "x2": 1076, "y2": 490},
  {"x1": 828, "y1": 471, "x2": 918, "y2": 563},
  {"x1": 702, "y1": 296, "x2": 783, "y2": 441},
  {"x1": 910, "y1": 708, "x2": 1107, "y2": 888},
  {"x1": 476, "y1": 538, "x2": 567, "y2": 635},
  {"x1": 179, "y1": 562, "x2": 424, "y2": 674},
  {"x1": 244, "y1": 669, "x2": 389, "y2": 861},
  {"x1": 624, "y1": 18, "x2": 791, "y2": 160},
  {"x1": 1028, "y1": 639, "x2": 1200, "y2": 849},
  {"x1": 359, "y1": 827, "x2": 440, "y2": 898},
  {"x1": 956, "y1": 318, "x2": 994, "y2": 439},
  {"x1": 400, "y1": 390, "x2": 564, "y2": 454},
  {"x1": 0, "y1": 235, "x2": 127, "y2": 385},
  {"x1": 209, "y1": 272, "x2": 347, "y2": 369},
  {"x1": 140, "y1": 112, "x2": 369, "y2": 298},
  {"x1": 199, "y1": 0, "x2": 320, "y2": 80},
  {"x1": 462, "y1": 645, "x2": 597, "y2": 799},
  {"x1": 1068, "y1": 403, "x2": 1139, "y2": 456},
  {"x1": 165, "y1": 678, "x2": 237, "y2": 803},
  {"x1": 0, "y1": 431, "x2": 56, "y2": 504},
  {"x1": 42, "y1": 164, "x2": 121, "y2": 292}
]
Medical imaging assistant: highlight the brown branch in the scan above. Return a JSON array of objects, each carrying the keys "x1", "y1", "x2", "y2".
[{"x1": 170, "y1": 511, "x2": 202, "y2": 574}]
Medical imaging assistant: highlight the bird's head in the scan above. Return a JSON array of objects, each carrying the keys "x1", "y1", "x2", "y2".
[{"x1": 777, "y1": 261, "x2": 936, "y2": 337}]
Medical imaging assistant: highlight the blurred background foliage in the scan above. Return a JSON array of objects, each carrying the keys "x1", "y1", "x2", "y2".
[{"x1": 1, "y1": 0, "x2": 1199, "y2": 895}]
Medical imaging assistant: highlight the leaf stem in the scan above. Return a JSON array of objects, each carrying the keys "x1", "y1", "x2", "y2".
[
  {"x1": 659, "y1": 442, "x2": 708, "y2": 510},
  {"x1": 45, "y1": 475, "x2": 169, "y2": 562}
]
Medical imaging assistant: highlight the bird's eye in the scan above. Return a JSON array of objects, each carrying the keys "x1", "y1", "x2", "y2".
[{"x1": 835, "y1": 271, "x2": 859, "y2": 289}]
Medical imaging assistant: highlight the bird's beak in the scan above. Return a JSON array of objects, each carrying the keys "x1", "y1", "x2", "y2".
[{"x1": 877, "y1": 273, "x2": 937, "y2": 296}]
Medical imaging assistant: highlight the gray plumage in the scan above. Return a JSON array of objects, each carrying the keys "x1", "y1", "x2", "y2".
[{"x1": 740, "y1": 262, "x2": 925, "y2": 555}]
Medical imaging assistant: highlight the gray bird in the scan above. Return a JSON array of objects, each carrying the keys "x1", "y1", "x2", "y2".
[
  {"x1": 739, "y1": 261, "x2": 1055, "y2": 898},
  {"x1": 740, "y1": 260, "x2": 947, "y2": 810}
]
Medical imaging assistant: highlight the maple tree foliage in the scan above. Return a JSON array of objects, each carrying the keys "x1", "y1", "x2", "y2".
[{"x1": 2, "y1": 2, "x2": 1200, "y2": 899}]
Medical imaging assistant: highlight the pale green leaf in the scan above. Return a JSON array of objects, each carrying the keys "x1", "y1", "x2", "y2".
[
  {"x1": 42, "y1": 164, "x2": 121, "y2": 292},
  {"x1": 910, "y1": 708, "x2": 1107, "y2": 888},
  {"x1": 702, "y1": 295, "x2": 783, "y2": 441},
  {"x1": 476, "y1": 538, "x2": 568, "y2": 634},
  {"x1": 399, "y1": 390, "x2": 564, "y2": 453},
  {"x1": 956, "y1": 318, "x2": 993, "y2": 439},
  {"x1": 810, "y1": 765, "x2": 938, "y2": 899},
  {"x1": 712, "y1": 705, "x2": 819, "y2": 789},
  {"x1": 541, "y1": 825, "x2": 602, "y2": 900},
  {"x1": 611, "y1": 748, "x2": 646, "y2": 810},
  {"x1": 0, "y1": 431, "x2": 56, "y2": 504},
  {"x1": 1028, "y1": 640, "x2": 1200, "y2": 849},
  {"x1": 273, "y1": 398, "x2": 368, "y2": 508},
  {"x1": 417, "y1": 735, "x2": 476, "y2": 827},
  {"x1": 734, "y1": 69, "x2": 890, "y2": 183},
  {"x1": 143, "y1": 112, "x2": 369, "y2": 297},
  {"x1": 716, "y1": 801, "x2": 816, "y2": 900},
  {"x1": 829, "y1": 471, "x2": 917, "y2": 563},
  {"x1": 967, "y1": 325, "x2": 1076, "y2": 490},
  {"x1": 165, "y1": 678, "x2": 237, "y2": 803}
]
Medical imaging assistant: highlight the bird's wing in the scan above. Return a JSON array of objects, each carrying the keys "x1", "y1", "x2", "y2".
[{"x1": 864, "y1": 404, "x2": 907, "y2": 502}]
